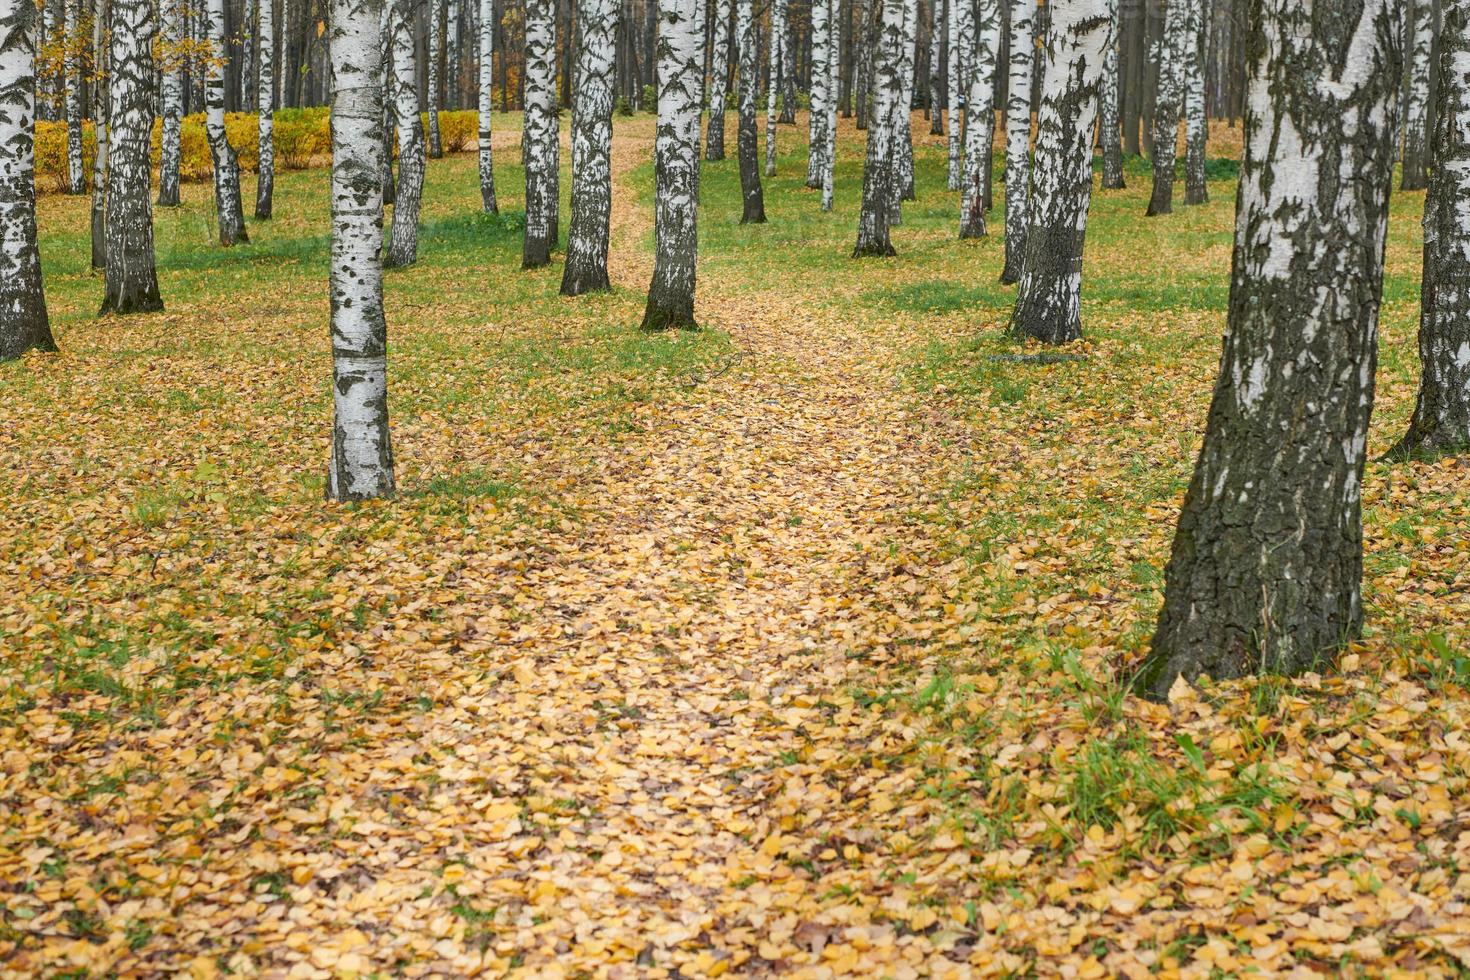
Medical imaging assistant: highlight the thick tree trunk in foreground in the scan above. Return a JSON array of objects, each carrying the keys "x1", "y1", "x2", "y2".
[
  {"x1": 522, "y1": 0, "x2": 558, "y2": 267},
  {"x1": 562, "y1": 0, "x2": 618, "y2": 295},
  {"x1": 206, "y1": 0, "x2": 247, "y2": 244},
  {"x1": 427, "y1": 0, "x2": 444, "y2": 157},
  {"x1": 737, "y1": 0, "x2": 765, "y2": 223},
  {"x1": 256, "y1": 0, "x2": 276, "y2": 218},
  {"x1": 478, "y1": 0, "x2": 498, "y2": 211},
  {"x1": 0, "y1": 0, "x2": 57, "y2": 359},
  {"x1": 1140, "y1": 0, "x2": 1404, "y2": 699},
  {"x1": 1007, "y1": 0, "x2": 1113, "y2": 343},
  {"x1": 89, "y1": 0, "x2": 107, "y2": 267},
  {"x1": 705, "y1": 0, "x2": 731, "y2": 159},
  {"x1": 1100, "y1": 13, "x2": 1125, "y2": 190},
  {"x1": 642, "y1": 0, "x2": 702, "y2": 329},
  {"x1": 1390, "y1": 1, "x2": 1470, "y2": 461},
  {"x1": 946, "y1": 0, "x2": 969, "y2": 190},
  {"x1": 64, "y1": 0, "x2": 83, "y2": 194},
  {"x1": 766, "y1": 0, "x2": 784, "y2": 175},
  {"x1": 959, "y1": 0, "x2": 999, "y2": 238},
  {"x1": 807, "y1": 0, "x2": 833, "y2": 188},
  {"x1": 854, "y1": 0, "x2": 903, "y2": 256},
  {"x1": 1401, "y1": 0, "x2": 1434, "y2": 191},
  {"x1": 101, "y1": 0, "x2": 163, "y2": 314},
  {"x1": 1146, "y1": 0, "x2": 1182, "y2": 216},
  {"x1": 386, "y1": 0, "x2": 423, "y2": 267},
  {"x1": 999, "y1": 0, "x2": 1035, "y2": 282},
  {"x1": 158, "y1": 0, "x2": 182, "y2": 205},
  {"x1": 326, "y1": 0, "x2": 395, "y2": 501},
  {"x1": 1182, "y1": 0, "x2": 1207, "y2": 205}
]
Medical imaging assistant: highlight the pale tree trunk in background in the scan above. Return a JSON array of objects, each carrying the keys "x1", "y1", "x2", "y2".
[
  {"x1": 1401, "y1": 0, "x2": 1433, "y2": 190},
  {"x1": 946, "y1": 0, "x2": 969, "y2": 189},
  {"x1": 256, "y1": 0, "x2": 276, "y2": 217},
  {"x1": 780, "y1": 1, "x2": 796, "y2": 123},
  {"x1": 386, "y1": 0, "x2": 423, "y2": 267},
  {"x1": 206, "y1": 0, "x2": 247, "y2": 244},
  {"x1": 1140, "y1": 0, "x2": 1403, "y2": 700},
  {"x1": 1008, "y1": 0, "x2": 1113, "y2": 343},
  {"x1": 959, "y1": 0, "x2": 998, "y2": 238},
  {"x1": 1146, "y1": 0, "x2": 1183, "y2": 215},
  {"x1": 806, "y1": 0, "x2": 832, "y2": 188},
  {"x1": 0, "y1": 0, "x2": 57, "y2": 359},
  {"x1": 327, "y1": 0, "x2": 395, "y2": 501},
  {"x1": 892, "y1": 0, "x2": 918, "y2": 211},
  {"x1": 428, "y1": 0, "x2": 444, "y2": 156},
  {"x1": 642, "y1": 0, "x2": 702, "y2": 328},
  {"x1": 447, "y1": 0, "x2": 460, "y2": 109},
  {"x1": 1182, "y1": 0, "x2": 1207, "y2": 204},
  {"x1": 477, "y1": 0, "x2": 497, "y2": 210},
  {"x1": 64, "y1": 0, "x2": 83, "y2": 193},
  {"x1": 561, "y1": 0, "x2": 617, "y2": 295},
  {"x1": 928, "y1": 0, "x2": 941, "y2": 134},
  {"x1": 378, "y1": 2, "x2": 396, "y2": 205},
  {"x1": 522, "y1": 0, "x2": 558, "y2": 266},
  {"x1": 101, "y1": 0, "x2": 162, "y2": 313},
  {"x1": 855, "y1": 0, "x2": 872, "y2": 129},
  {"x1": 999, "y1": 0, "x2": 1034, "y2": 282},
  {"x1": 1390, "y1": 1, "x2": 1470, "y2": 460},
  {"x1": 158, "y1": 0, "x2": 182, "y2": 205},
  {"x1": 854, "y1": 0, "x2": 903, "y2": 256},
  {"x1": 191, "y1": 0, "x2": 204, "y2": 112},
  {"x1": 705, "y1": 0, "x2": 730, "y2": 159},
  {"x1": 1099, "y1": 10, "x2": 1125, "y2": 189},
  {"x1": 90, "y1": 0, "x2": 107, "y2": 268},
  {"x1": 738, "y1": 0, "x2": 765, "y2": 221},
  {"x1": 822, "y1": 0, "x2": 837, "y2": 210},
  {"x1": 765, "y1": 0, "x2": 783, "y2": 175}
]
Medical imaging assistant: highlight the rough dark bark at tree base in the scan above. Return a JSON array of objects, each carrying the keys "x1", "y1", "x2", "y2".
[{"x1": 640, "y1": 306, "x2": 699, "y2": 331}]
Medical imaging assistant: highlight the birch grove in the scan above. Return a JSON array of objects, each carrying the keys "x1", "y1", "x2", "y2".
[
  {"x1": 562, "y1": 0, "x2": 619, "y2": 295},
  {"x1": 100, "y1": 0, "x2": 163, "y2": 314},
  {"x1": 642, "y1": 0, "x2": 702, "y2": 329}
]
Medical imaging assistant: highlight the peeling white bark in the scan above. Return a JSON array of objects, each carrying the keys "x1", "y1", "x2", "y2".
[
  {"x1": 854, "y1": 0, "x2": 905, "y2": 255},
  {"x1": 959, "y1": 0, "x2": 999, "y2": 238},
  {"x1": 999, "y1": 0, "x2": 1035, "y2": 282},
  {"x1": 522, "y1": 0, "x2": 559, "y2": 267},
  {"x1": 63, "y1": 0, "x2": 82, "y2": 193},
  {"x1": 946, "y1": 0, "x2": 970, "y2": 190},
  {"x1": 206, "y1": 0, "x2": 248, "y2": 244},
  {"x1": 807, "y1": 0, "x2": 833, "y2": 189},
  {"x1": 478, "y1": 0, "x2": 498, "y2": 211},
  {"x1": 643, "y1": 0, "x2": 703, "y2": 328},
  {"x1": 765, "y1": 0, "x2": 785, "y2": 175},
  {"x1": 256, "y1": 0, "x2": 275, "y2": 218},
  {"x1": 428, "y1": 0, "x2": 444, "y2": 156},
  {"x1": 1401, "y1": 0, "x2": 1434, "y2": 190},
  {"x1": 386, "y1": 0, "x2": 423, "y2": 267},
  {"x1": 562, "y1": 0, "x2": 618, "y2": 294},
  {"x1": 101, "y1": 0, "x2": 162, "y2": 314},
  {"x1": 1182, "y1": 0, "x2": 1207, "y2": 205}
]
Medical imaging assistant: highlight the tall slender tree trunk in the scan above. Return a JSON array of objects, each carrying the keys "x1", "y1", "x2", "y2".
[
  {"x1": 928, "y1": 0, "x2": 942, "y2": 134},
  {"x1": 378, "y1": 2, "x2": 395, "y2": 205},
  {"x1": 1390, "y1": 1, "x2": 1470, "y2": 460},
  {"x1": 159, "y1": 0, "x2": 183, "y2": 205},
  {"x1": 706, "y1": 0, "x2": 731, "y2": 158},
  {"x1": 1100, "y1": 8, "x2": 1125, "y2": 190},
  {"x1": 807, "y1": 0, "x2": 832, "y2": 187},
  {"x1": 642, "y1": 0, "x2": 702, "y2": 328},
  {"x1": 945, "y1": 0, "x2": 965, "y2": 190},
  {"x1": 327, "y1": 0, "x2": 395, "y2": 501},
  {"x1": 428, "y1": 0, "x2": 444, "y2": 156},
  {"x1": 89, "y1": 0, "x2": 107, "y2": 267},
  {"x1": 780, "y1": 0, "x2": 796, "y2": 122},
  {"x1": 822, "y1": 0, "x2": 837, "y2": 209},
  {"x1": 522, "y1": 0, "x2": 558, "y2": 266},
  {"x1": 0, "y1": 0, "x2": 57, "y2": 359},
  {"x1": 1007, "y1": 0, "x2": 1113, "y2": 343},
  {"x1": 386, "y1": 0, "x2": 423, "y2": 267},
  {"x1": 256, "y1": 0, "x2": 276, "y2": 217},
  {"x1": 63, "y1": 0, "x2": 83, "y2": 193},
  {"x1": 737, "y1": 0, "x2": 765, "y2": 221},
  {"x1": 561, "y1": 0, "x2": 617, "y2": 294},
  {"x1": 999, "y1": 0, "x2": 1033, "y2": 282},
  {"x1": 1182, "y1": 0, "x2": 1207, "y2": 204},
  {"x1": 892, "y1": 0, "x2": 917, "y2": 210},
  {"x1": 855, "y1": 0, "x2": 872, "y2": 129},
  {"x1": 1140, "y1": 0, "x2": 1404, "y2": 699},
  {"x1": 765, "y1": 0, "x2": 783, "y2": 174},
  {"x1": 1146, "y1": 0, "x2": 1182, "y2": 215},
  {"x1": 959, "y1": 0, "x2": 998, "y2": 237},
  {"x1": 447, "y1": 0, "x2": 461, "y2": 108},
  {"x1": 192, "y1": 0, "x2": 206, "y2": 110},
  {"x1": 854, "y1": 0, "x2": 903, "y2": 256},
  {"x1": 101, "y1": 0, "x2": 162, "y2": 313},
  {"x1": 478, "y1": 0, "x2": 498, "y2": 210},
  {"x1": 1401, "y1": 0, "x2": 1433, "y2": 190},
  {"x1": 206, "y1": 0, "x2": 247, "y2": 244}
]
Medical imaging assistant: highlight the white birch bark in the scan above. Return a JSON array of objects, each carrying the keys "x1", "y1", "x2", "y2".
[
  {"x1": 642, "y1": 0, "x2": 702, "y2": 329},
  {"x1": 822, "y1": 0, "x2": 837, "y2": 210},
  {"x1": 477, "y1": 0, "x2": 497, "y2": 210},
  {"x1": 958, "y1": 0, "x2": 998, "y2": 237},
  {"x1": 927, "y1": 0, "x2": 942, "y2": 134},
  {"x1": 158, "y1": 0, "x2": 183, "y2": 205},
  {"x1": 447, "y1": 0, "x2": 460, "y2": 109},
  {"x1": 892, "y1": 0, "x2": 918, "y2": 210},
  {"x1": 63, "y1": 0, "x2": 82, "y2": 193},
  {"x1": 1401, "y1": 0, "x2": 1433, "y2": 190},
  {"x1": 737, "y1": 0, "x2": 765, "y2": 220},
  {"x1": 1182, "y1": 0, "x2": 1207, "y2": 205},
  {"x1": 765, "y1": 0, "x2": 783, "y2": 175},
  {"x1": 779, "y1": 0, "x2": 795, "y2": 122},
  {"x1": 427, "y1": 0, "x2": 443, "y2": 156},
  {"x1": 88, "y1": 0, "x2": 106, "y2": 267},
  {"x1": 561, "y1": 0, "x2": 617, "y2": 294},
  {"x1": 206, "y1": 0, "x2": 247, "y2": 244},
  {"x1": 0, "y1": 0, "x2": 56, "y2": 358},
  {"x1": 946, "y1": 0, "x2": 968, "y2": 189},
  {"x1": 854, "y1": 0, "x2": 904, "y2": 255},
  {"x1": 256, "y1": 0, "x2": 275, "y2": 217},
  {"x1": 806, "y1": 0, "x2": 832, "y2": 188},
  {"x1": 999, "y1": 0, "x2": 1033, "y2": 281},
  {"x1": 1146, "y1": 0, "x2": 1184, "y2": 216},
  {"x1": 1007, "y1": 0, "x2": 1114, "y2": 343},
  {"x1": 521, "y1": 0, "x2": 558, "y2": 266},
  {"x1": 386, "y1": 0, "x2": 423, "y2": 266},
  {"x1": 327, "y1": 0, "x2": 394, "y2": 501},
  {"x1": 1099, "y1": 7, "x2": 1124, "y2": 190},
  {"x1": 705, "y1": 0, "x2": 730, "y2": 159},
  {"x1": 101, "y1": 0, "x2": 161, "y2": 313}
]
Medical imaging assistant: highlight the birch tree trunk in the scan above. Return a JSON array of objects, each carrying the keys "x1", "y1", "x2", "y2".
[
  {"x1": 1182, "y1": 0, "x2": 1207, "y2": 204},
  {"x1": 89, "y1": 0, "x2": 107, "y2": 267},
  {"x1": 999, "y1": 0, "x2": 1034, "y2": 282},
  {"x1": 63, "y1": 0, "x2": 83, "y2": 193},
  {"x1": 642, "y1": 0, "x2": 702, "y2": 328},
  {"x1": 855, "y1": 0, "x2": 872, "y2": 129},
  {"x1": 1390, "y1": 0, "x2": 1470, "y2": 460},
  {"x1": 822, "y1": 0, "x2": 837, "y2": 210},
  {"x1": 447, "y1": 0, "x2": 460, "y2": 109},
  {"x1": 158, "y1": 0, "x2": 183, "y2": 205},
  {"x1": 378, "y1": 2, "x2": 396, "y2": 205},
  {"x1": 945, "y1": 0, "x2": 966, "y2": 190},
  {"x1": 256, "y1": 0, "x2": 276, "y2": 217},
  {"x1": 327, "y1": 0, "x2": 395, "y2": 501},
  {"x1": 101, "y1": 0, "x2": 162, "y2": 314},
  {"x1": 1146, "y1": 0, "x2": 1183, "y2": 215},
  {"x1": 1100, "y1": 10, "x2": 1125, "y2": 190},
  {"x1": 765, "y1": 0, "x2": 783, "y2": 175},
  {"x1": 928, "y1": 0, "x2": 942, "y2": 135},
  {"x1": 854, "y1": 0, "x2": 903, "y2": 256},
  {"x1": 0, "y1": 0, "x2": 57, "y2": 359},
  {"x1": 521, "y1": 0, "x2": 558, "y2": 267},
  {"x1": 959, "y1": 0, "x2": 998, "y2": 238},
  {"x1": 806, "y1": 0, "x2": 832, "y2": 188},
  {"x1": 561, "y1": 0, "x2": 617, "y2": 295},
  {"x1": 386, "y1": 0, "x2": 423, "y2": 267},
  {"x1": 427, "y1": 0, "x2": 444, "y2": 157},
  {"x1": 892, "y1": 0, "x2": 918, "y2": 207},
  {"x1": 478, "y1": 0, "x2": 497, "y2": 210},
  {"x1": 737, "y1": 0, "x2": 765, "y2": 222},
  {"x1": 206, "y1": 0, "x2": 247, "y2": 244},
  {"x1": 706, "y1": 0, "x2": 731, "y2": 159},
  {"x1": 1401, "y1": 0, "x2": 1433, "y2": 190},
  {"x1": 1007, "y1": 0, "x2": 1113, "y2": 343},
  {"x1": 1140, "y1": 0, "x2": 1404, "y2": 699},
  {"x1": 779, "y1": 0, "x2": 796, "y2": 123}
]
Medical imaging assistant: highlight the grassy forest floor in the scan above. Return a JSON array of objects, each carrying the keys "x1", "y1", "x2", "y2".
[{"x1": 3, "y1": 113, "x2": 1470, "y2": 977}]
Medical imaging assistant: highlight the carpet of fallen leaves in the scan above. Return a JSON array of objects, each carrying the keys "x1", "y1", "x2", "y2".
[{"x1": 3, "y1": 114, "x2": 1470, "y2": 978}]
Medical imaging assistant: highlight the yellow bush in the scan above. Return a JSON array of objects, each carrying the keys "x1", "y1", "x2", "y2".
[
  {"x1": 33, "y1": 120, "x2": 97, "y2": 192},
  {"x1": 434, "y1": 111, "x2": 478, "y2": 154}
]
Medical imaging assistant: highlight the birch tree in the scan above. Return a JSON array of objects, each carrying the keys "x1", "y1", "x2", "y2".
[
  {"x1": 1401, "y1": 0, "x2": 1433, "y2": 190},
  {"x1": 1139, "y1": 0, "x2": 1404, "y2": 699},
  {"x1": 158, "y1": 0, "x2": 183, "y2": 205},
  {"x1": 477, "y1": 0, "x2": 497, "y2": 211},
  {"x1": 737, "y1": 0, "x2": 765, "y2": 222},
  {"x1": 779, "y1": 1, "x2": 796, "y2": 123},
  {"x1": 521, "y1": 0, "x2": 558, "y2": 267},
  {"x1": 1099, "y1": 13, "x2": 1124, "y2": 190},
  {"x1": 1390, "y1": 1, "x2": 1470, "y2": 460},
  {"x1": 446, "y1": 0, "x2": 460, "y2": 108},
  {"x1": 821, "y1": 0, "x2": 837, "y2": 211},
  {"x1": 386, "y1": 0, "x2": 423, "y2": 267},
  {"x1": 893, "y1": 0, "x2": 918, "y2": 207},
  {"x1": 89, "y1": 0, "x2": 106, "y2": 268},
  {"x1": 642, "y1": 0, "x2": 702, "y2": 329},
  {"x1": 326, "y1": 0, "x2": 395, "y2": 501},
  {"x1": 806, "y1": 0, "x2": 833, "y2": 189},
  {"x1": 946, "y1": 0, "x2": 969, "y2": 190},
  {"x1": 854, "y1": 0, "x2": 904, "y2": 256},
  {"x1": 205, "y1": 0, "x2": 247, "y2": 244},
  {"x1": 1146, "y1": 0, "x2": 1183, "y2": 216},
  {"x1": 561, "y1": 0, "x2": 618, "y2": 295},
  {"x1": 705, "y1": 0, "x2": 730, "y2": 159},
  {"x1": 765, "y1": 0, "x2": 784, "y2": 175},
  {"x1": 1007, "y1": 0, "x2": 1113, "y2": 343},
  {"x1": 63, "y1": 0, "x2": 82, "y2": 193},
  {"x1": 378, "y1": 2, "x2": 395, "y2": 205},
  {"x1": 0, "y1": 0, "x2": 57, "y2": 359},
  {"x1": 1182, "y1": 0, "x2": 1206, "y2": 205},
  {"x1": 999, "y1": 0, "x2": 1034, "y2": 282},
  {"x1": 427, "y1": 0, "x2": 444, "y2": 157},
  {"x1": 927, "y1": 0, "x2": 941, "y2": 135},
  {"x1": 256, "y1": 0, "x2": 275, "y2": 218},
  {"x1": 855, "y1": 0, "x2": 873, "y2": 129},
  {"x1": 101, "y1": 0, "x2": 162, "y2": 313},
  {"x1": 959, "y1": 0, "x2": 999, "y2": 238}
]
